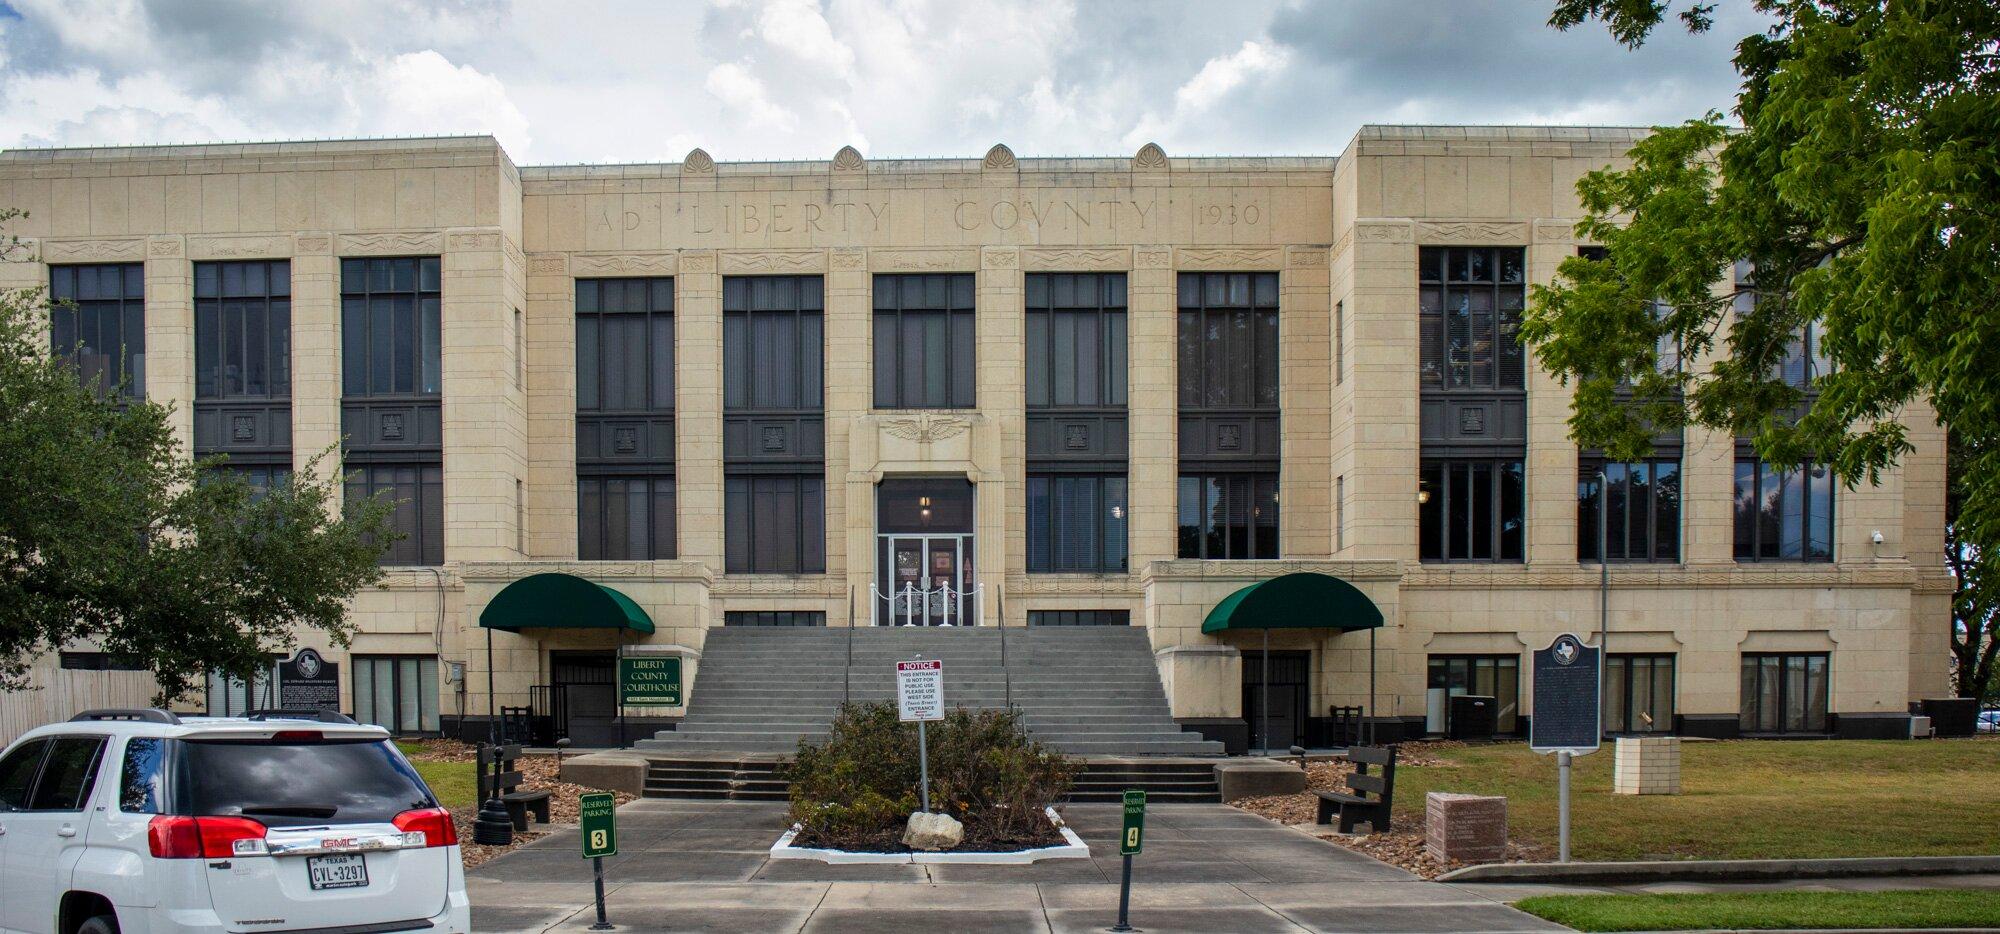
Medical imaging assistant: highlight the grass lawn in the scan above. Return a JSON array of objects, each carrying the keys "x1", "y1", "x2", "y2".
[
  {"x1": 398, "y1": 741, "x2": 477, "y2": 809},
  {"x1": 1514, "y1": 890, "x2": 2000, "y2": 931},
  {"x1": 1389, "y1": 739, "x2": 2000, "y2": 861}
]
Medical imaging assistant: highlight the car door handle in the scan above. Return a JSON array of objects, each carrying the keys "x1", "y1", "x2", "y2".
[{"x1": 56, "y1": 825, "x2": 77, "y2": 838}]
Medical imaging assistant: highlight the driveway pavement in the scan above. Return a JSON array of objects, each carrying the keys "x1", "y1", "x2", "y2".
[{"x1": 469, "y1": 799, "x2": 1563, "y2": 933}]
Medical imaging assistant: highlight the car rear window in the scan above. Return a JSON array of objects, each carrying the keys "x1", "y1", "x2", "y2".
[{"x1": 177, "y1": 738, "x2": 435, "y2": 827}]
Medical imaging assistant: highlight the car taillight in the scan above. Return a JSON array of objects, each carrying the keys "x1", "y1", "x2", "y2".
[
  {"x1": 148, "y1": 815, "x2": 268, "y2": 859},
  {"x1": 392, "y1": 807, "x2": 457, "y2": 848}
]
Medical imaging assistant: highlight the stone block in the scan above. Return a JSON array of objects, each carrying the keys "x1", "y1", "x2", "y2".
[
  {"x1": 1613, "y1": 735, "x2": 1681, "y2": 795},
  {"x1": 1425, "y1": 792, "x2": 1507, "y2": 864},
  {"x1": 560, "y1": 752, "x2": 648, "y2": 796},
  {"x1": 1213, "y1": 759, "x2": 1308, "y2": 802}
]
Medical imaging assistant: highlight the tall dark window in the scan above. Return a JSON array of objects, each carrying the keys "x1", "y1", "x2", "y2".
[
  {"x1": 1734, "y1": 260, "x2": 1831, "y2": 391},
  {"x1": 1028, "y1": 273, "x2": 1129, "y2": 573},
  {"x1": 1733, "y1": 457, "x2": 1834, "y2": 562},
  {"x1": 1027, "y1": 475, "x2": 1128, "y2": 573},
  {"x1": 194, "y1": 260, "x2": 292, "y2": 480},
  {"x1": 344, "y1": 464, "x2": 443, "y2": 566},
  {"x1": 726, "y1": 276, "x2": 825, "y2": 574},
  {"x1": 341, "y1": 257, "x2": 441, "y2": 398},
  {"x1": 1177, "y1": 473, "x2": 1280, "y2": 560},
  {"x1": 50, "y1": 263, "x2": 145, "y2": 398},
  {"x1": 1419, "y1": 459, "x2": 1524, "y2": 562},
  {"x1": 341, "y1": 257, "x2": 442, "y2": 566},
  {"x1": 725, "y1": 474, "x2": 825, "y2": 573},
  {"x1": 352, "y1": 655, "x2": 440, "y2": 734},
  {"x1": 1177, "y1": 272, "x2": 1280, "y2": 560},
  {"x1": 196, "y1": 261, "x2": 291, "y2": 400},
  {"x1": 1740, "y1": 652, "x2": 1829, "y2": 733},
  {"x1": 1419, "y1": 246, "x2": 1525, "y2": 390},
  {"x1": 1605, "y1": 654, "x2": 1676, "y2": 734},
  {"x1": 1578, "y1": 459, "x2": 1681, "y2": 563},
  {"x1": 576, "y1": 278, "x2": 675, "y2": 560},
  {"x1": 874, "y1": 273, "x2": 975, "y2": 408}
]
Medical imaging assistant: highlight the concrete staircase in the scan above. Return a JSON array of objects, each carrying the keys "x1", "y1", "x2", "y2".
[{"x1": 634, "y1": 626, "x2": 1225, "y2": 758}]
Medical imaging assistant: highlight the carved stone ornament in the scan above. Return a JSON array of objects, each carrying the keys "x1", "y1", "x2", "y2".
[
  {"x1": 882, "y1": 412, "x2": 972, "y2": 443},
  {"x1": 528, "y1": 256, "x2": 568, "y2": 276},
  {"x1": 294, "y1": 235, "x2": 332, "y2": 254},
  {"x1": 830, "y1": 250, "x2": 867, "y2": 269},
  {"x1": 572, "y1": 253, "x2": 673, "y2": 275},
  {"x1": 339, "y1": 232, "x2": 445, "y2": 255},
  {"x1": 147, "y1": 238, "x2": 184, "y2": 258},
  {"x1": 1414, "y1": 221, "x2": 1528, "y2": 244},
  {"x1": 982, "y1": 144, "x2": 1017, "y2": 171},
  {"x1": 831, "y1": 145, "x2": 865, "y2": 172},
  {"x1": 1133, "y1": 142, "x2": 1168, "y2": 170},
  {"x1": 682, "y1": 148, "x2": 716, "y2": 175},
  {"x1": 1023, "y1": 248, "x2": 1129, "y2": 271},
  {"x1": 721, "y1": 251, "x2": 825, "y2": 274},
  {"x1": 981, "y1": 248, "x2": 1018, "y2": 269},
  {"x1": 1135, "y1": 248, "x2": 1173, "y2": 269},
  {"x1": 1177, "y1": 247, "x2": 1282, "y2": 270}
]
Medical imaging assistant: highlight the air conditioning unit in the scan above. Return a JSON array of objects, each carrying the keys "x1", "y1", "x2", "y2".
[{"x1": 1909, "y1": 715, "x2": 1933, "y2": 739}]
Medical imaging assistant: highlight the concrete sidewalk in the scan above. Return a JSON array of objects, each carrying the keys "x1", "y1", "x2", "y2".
[{"x1": 469, "y1": 799, "x2": 1562, "y2": 933}]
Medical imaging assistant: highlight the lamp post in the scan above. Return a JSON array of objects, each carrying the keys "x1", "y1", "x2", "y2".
[{"x1": 473, "y1": 625, "x2": 513, "y2": 846}]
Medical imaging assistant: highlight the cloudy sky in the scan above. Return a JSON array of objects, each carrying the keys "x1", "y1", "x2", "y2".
[{"x1": 0, "y1": 0, "x2": 1761, "y2": 165}]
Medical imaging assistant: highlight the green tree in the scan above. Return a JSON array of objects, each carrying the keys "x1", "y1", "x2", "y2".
[
  {"x1": 1525, "y1": 2, "x2": 2000, "y2": 699},
  {"x1": 0, "y1": 209, "x2": 393, "y2": 703}
]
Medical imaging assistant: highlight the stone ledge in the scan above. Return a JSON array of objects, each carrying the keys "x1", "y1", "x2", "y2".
[
  {"x1": 1214, "y1": 759, "x2": 1308, "y2": 802},
  {"x1": 559, "y1": 752, "x2": 649, "y2": 796}
]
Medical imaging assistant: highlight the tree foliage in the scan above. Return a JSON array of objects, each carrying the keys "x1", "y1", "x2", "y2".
[
  {"x1": 0, "y1": 209, "x2": 393, "y2": 701},
  {"x1": 1526, "y1": 2, "x2": 2000, "y2": 698}
]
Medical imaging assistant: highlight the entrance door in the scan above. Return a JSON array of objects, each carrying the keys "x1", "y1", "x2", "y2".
[
  {"x1": 875, "y1": 478, "x2": 977, "y2": 625},
  {"x1": 1242, "y1": 651, "x2": 1310, "y2": 753},
  {"x1": 550, "y1": 651, "x2": 617, "y2": 736}
]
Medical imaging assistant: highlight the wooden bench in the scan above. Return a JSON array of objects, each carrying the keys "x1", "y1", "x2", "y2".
[
  {"x1": 1314, "y1": 744, "x2": 1397, "y2": 834},
  {"x1": 476, "y1": 743, "x2": 551, "y2": 831}
]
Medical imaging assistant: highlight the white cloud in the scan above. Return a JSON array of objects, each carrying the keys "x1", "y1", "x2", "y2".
[
  {"x1": 704, "y1": 61, "x2": 799, "y2": 133},
  {"x1": 0, "y1": 0, "x2": 1754, "y2": 162}
]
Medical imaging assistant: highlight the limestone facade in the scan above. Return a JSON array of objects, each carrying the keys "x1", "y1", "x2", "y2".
[{"x1": 0, "y1": 128, "x2": 1952, "y2": 747}]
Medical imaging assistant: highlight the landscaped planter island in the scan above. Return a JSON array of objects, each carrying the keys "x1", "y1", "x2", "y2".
[{"x1": 774, "y1": 702, "x2": 1083, "y2": 864}]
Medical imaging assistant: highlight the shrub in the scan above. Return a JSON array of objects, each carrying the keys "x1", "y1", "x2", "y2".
[{"x1": 786, "y1": 701, "x2": 1078, "y2": 851}]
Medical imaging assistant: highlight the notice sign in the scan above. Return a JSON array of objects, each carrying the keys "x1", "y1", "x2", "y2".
[
  {"x1": 896, "y1": 659, "x2": 944, "y2": 722},
  {"x1": 1530, "y1": 633, "x2": 1601, "y2": 754},
  {"x1": 619, "y1": 655, "x2": 682, "y2": 706},
  {"x1": 579, "y1": 792, "x2": 617, "y2": 859}
]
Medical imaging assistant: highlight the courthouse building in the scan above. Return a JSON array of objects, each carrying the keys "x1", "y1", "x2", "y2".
[{"x1": 0, "y1": 128, "x2": 1953, "y2": 752}]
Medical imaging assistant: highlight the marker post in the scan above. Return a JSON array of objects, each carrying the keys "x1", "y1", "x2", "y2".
[
  {"x1": 579, "y1": 792, "x2": 618, "y2": 930},
  {"x1": 1111, "y1": 789, "x2": 1145, "y2": 933}
]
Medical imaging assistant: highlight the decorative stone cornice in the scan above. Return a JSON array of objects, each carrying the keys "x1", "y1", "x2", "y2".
[
  {"x1": 720, "y1": 251, "x2": 825, "y2": 274},
  {"x1": 1140, "y1": 559, "x2": 1404, "y2": 584},
  {"x1": 187, "y1": 234, "x2": 293, "y2": 260},
  {"x1": 40, "y1": 238, "x2": 144, "y2": 262},
  {"x1": 1414, "y1": 220, "x2": 1529, "y2": 244},
  {"x1": 570, "y1": 252, "x2": 675, "y2": 276},
  {"x1": 338, "y1": 231, "x2": 444, "y2": 255},
  {"x1": 869, "y1": 249, "x2": 975, "y2": 272},
  {"x1": 1022, "y1": 247, "x2": 1129, "y2": 271},
  {"x1": 455, "y1": 560, "x2": 715, "y2": 584},
  {"x1": 1175, "y1": 247, "x2": 1282, "y2": 270},
  {"x1": 1005, "y1": 574, "x2": 1143, "y2": 595},
  {"x1": 712, "y1": 576, "x2": 845, "y2": 596},
  {"x1": 1401, "y1": 563, "x2": 1922, "y2": 590}
]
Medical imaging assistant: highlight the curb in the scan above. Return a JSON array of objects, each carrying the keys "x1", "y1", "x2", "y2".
[{"x1": 1437, "y1": 854, "x2": 2000, "y2": 884}]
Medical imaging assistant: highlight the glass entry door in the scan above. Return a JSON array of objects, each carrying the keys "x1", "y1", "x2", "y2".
[
  {"x1": 875, "y1": 477, "x2": 978, "y2": 626},
  {"x1": 879, "y1": 534, "x2": 975, "y2": 626}
]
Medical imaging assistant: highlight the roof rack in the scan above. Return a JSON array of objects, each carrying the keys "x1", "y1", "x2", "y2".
[
  {"x1": 243, "y1": 708, "x2": 358, "y2": 725},
  {"x1": 71, "y1": 708, "x2": 181, "y2": 725}
]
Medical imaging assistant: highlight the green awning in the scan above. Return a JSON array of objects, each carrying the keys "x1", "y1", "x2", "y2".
[
  {"x1": 479, "y1": 573, "x2": 655, "y2": 634},
  {"x1": 1200, "y1": 572, "x2": 1384, "y2": 635}
]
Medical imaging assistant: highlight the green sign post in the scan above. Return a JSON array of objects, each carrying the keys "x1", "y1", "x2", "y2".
[
  {"x1": 579, "y1": 792, "x2": 617, "y2": 930},
  {"x1": 1113, "y1": 789, "x2": 1146, "y2": 932}
]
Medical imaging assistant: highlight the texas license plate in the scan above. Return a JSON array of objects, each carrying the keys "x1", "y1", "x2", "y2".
[{"x1": 307, "y1": 854, "x2": 369, "y2": 890}]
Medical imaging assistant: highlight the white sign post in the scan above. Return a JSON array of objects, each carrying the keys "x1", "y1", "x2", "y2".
[{"x1": 897, "y1": 658, "x2": 944, "y2": 813}]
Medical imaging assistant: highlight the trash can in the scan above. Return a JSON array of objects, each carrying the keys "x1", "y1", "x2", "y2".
[{"x1": 1448, "y1": 695, "x2": 1497, "y2": 740}]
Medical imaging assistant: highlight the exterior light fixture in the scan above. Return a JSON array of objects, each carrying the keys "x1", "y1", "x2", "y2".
[
  {"x1": 1417, "y1": 488, "x2": 1431, "y2": 505},
  {"x1": 1111, "y1": 505, "x2": 1125, "y2": 520}
]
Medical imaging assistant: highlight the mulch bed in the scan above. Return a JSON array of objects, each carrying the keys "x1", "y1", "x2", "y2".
[
  {"x1": 1231, "y1": 740, "x2": 1546, "y2": 879},
  {"x1": 404, "y1": 740, "x2": 636, "y2": 869}
]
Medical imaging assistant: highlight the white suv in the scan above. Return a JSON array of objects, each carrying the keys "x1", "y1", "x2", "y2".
[{"x1": 0, "y1": 709, "x2": 470, "y2": 934}]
